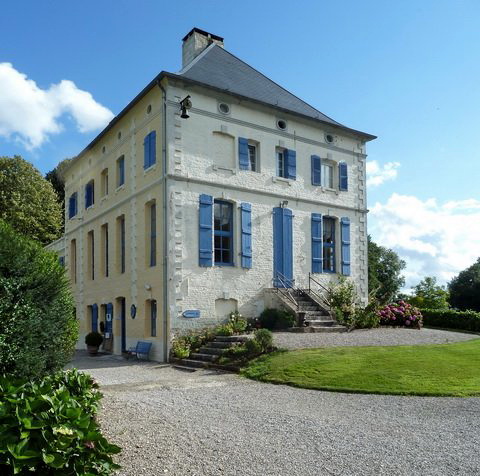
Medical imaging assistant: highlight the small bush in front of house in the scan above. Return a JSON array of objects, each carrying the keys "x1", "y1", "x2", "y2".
[
  {"x1": 0, "y1": 220, "x2": 78, "y2": 379},
  {"x1": 246, "y1": 317, "x2": 261, "y2": 332},
  {"x1": 215, "y1": 323, "x2": 235, "y2": 336},
  {"x1": 229, "y1": 311, "x2": 247, "y2": 334},
  {"x1": 258, "y1": 308, "x2": 295, "y2": 330},
  {"x1": 253, "y1": 329, "x2": 274, "y2": 353},
  {"x1": 85, "y1": 331, "x2": 104, "y2": 347},
  {"x1": 171, "y1": 338, "x2": 191, "y2": 358},
  {"x1": 0, "y1": 369, "x2": 121, "y2": 475},
  {"x1": 377, "y1": 301, "x2": 422, "y2": 328}
]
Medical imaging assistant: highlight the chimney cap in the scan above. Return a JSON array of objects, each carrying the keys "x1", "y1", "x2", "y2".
[{"x1": 182, "y1": 27, "x2": 224, "y2": 43}]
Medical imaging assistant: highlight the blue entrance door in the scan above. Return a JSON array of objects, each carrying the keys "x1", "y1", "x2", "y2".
[{"x1": 273, "y1": 207, "x2": 293, "y2": 287}]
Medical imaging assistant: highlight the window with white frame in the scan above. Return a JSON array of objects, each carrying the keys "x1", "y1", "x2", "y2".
[
  {"x1": 323, "y1": 217, "x2": 336, "y2": 273},
  {"x1": 321, "y1": 163, "x2": 333, "y2": 188},
  {"x1": 247, "y1": 143, "x2": 257, "y2": 172},
  {"x1": 276, "y1": 149, "x2": 287, "y2": 178}
]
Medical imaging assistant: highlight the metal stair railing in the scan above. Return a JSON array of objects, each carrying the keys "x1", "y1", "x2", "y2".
[
  {"x1": 307, "y1": 272, "x2": 331, "y2": 310},
  {"x1": 272, "y1": 271, "x2": 298, "y2": 310}
]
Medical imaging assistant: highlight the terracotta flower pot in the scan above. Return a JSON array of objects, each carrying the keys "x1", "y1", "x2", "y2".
[{"x1": 87, "y1": 345, "x2": 99, "y2": 356}]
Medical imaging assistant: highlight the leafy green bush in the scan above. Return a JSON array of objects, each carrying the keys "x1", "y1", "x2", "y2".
[
  {"x1": 253, "y1": 329, "x2": 273, "y2": 353},
  {"x1": 422, "y1": 308, "x2": 480, "y2": 332},
  {"x1": 0, "y1": 220, "x2": 78, "y2": 379},
  {"x1": 215, "y1": 323, "x2": 234, "y2": 336},
  {"x1": 245, "y1": 338, "x2": 262, "y2": 355},
  {"x1": 0, "y1": 369, "x2": 120, "y2": 475},
  {"x1": 258, "y1": 308, "x2": 295, "y2": 330},
  {"x1": 171, "y1": 338, "x2": 191, "y2": 358},
  {"x1": 326, "y1": 277, "x2": 357, "y2": 324}
]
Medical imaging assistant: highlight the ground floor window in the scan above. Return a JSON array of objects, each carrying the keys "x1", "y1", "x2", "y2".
[
  {"x1": 214, "y1": 200, "x2": 233, "y2": 265},
  {"x1": 323, "y1": 217, "x2": 335, "y2": 272}
]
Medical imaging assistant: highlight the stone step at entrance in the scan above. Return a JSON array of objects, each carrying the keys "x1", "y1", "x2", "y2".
[{"x1": 172, "y1": 335, "x2": 249, "y2": 371}]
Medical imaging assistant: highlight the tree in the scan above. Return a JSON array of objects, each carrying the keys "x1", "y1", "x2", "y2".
[
  {"x1": 0, "y1": 156, "x2": 62, "y2": 244},
  {"x1": 0, "y1": 220, "x2": 78, "y2": 378},
  {"x1": 448, "y1": 258, "x2": 480, "y2": 311},
  {"x1": 408, "y1": 276, "x2": 449, "y2": 309},
  {"x1": 45, "y1": 158, "x2": 72, "y2": 233},
  {"x1": 368, "y1": 236, "x2": 406, "y2": 304}
]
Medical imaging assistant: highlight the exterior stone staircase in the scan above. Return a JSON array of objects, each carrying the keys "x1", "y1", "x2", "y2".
[
  {"x1": 275, "y1": 288, "x2": 347, "y2": 333},
  {"x1": 172, "y1": 335, "x2": 249, "y2": 371}
]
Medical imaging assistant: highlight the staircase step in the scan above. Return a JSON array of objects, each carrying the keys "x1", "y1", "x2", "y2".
[
  {"x1": 172, "y1": 364, "x2": 198, "y2": 372},
  {"x1": 209, "y1": 341, "x2": 234, "y2": 349},
  {"x1": 214, "y1": 336, "x2": 248, "y2": 343},
  {"x1": 176, "y1": 359, "x2": 210, "y2": 369},
  {"x1": 190, "y1": 353, "x2": 219, "y2": 362},
  {"x1": 305, "y1": 319, "x2": 336, "y2": 327},
  {"x1": 310, "y1": 326, "x2": 347, "y2": 333},
  {"x1": 199, "y1": 346, "x2": 226, "y2": 355}
]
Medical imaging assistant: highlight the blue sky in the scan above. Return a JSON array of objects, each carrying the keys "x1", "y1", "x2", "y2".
[{"x1": 2, "y1": 0, "x2": 479, "y2": 288}]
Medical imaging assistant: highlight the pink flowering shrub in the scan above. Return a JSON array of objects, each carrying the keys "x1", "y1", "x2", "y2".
[{"x1": 377, "y1": 301, "x2": 423, "y2": 329}]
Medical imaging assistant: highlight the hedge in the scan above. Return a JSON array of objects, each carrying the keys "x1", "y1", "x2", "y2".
[{"x1": 421, "y1": 308, "x2": 480, "y2": 332}]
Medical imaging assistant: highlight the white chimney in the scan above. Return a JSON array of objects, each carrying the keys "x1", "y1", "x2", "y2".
[{"x1": 182, "y1": 28, "x2": 224, "y2": 68}]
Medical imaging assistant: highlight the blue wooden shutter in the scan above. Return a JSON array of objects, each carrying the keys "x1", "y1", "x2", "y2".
[
  {"x1": 273, "y1": 207, "x2": 283, "y2": 287},
  {"x1": 311, "y1": 213, "x2": 323, "y2": 273},
  {"x1": 286, "y1": 149, "x2": 296, "y2": 180},
  {"x1": 240, "y1": 202, "x2": 252, "y2": 268},
  {"x1": 92, "y1": 304, "x2": 98, "y2": 332},
  {"x1": 199, "y1": 194, "x2": 213, "y2": 266},
  {"x1": 106, "y1": 302, "x2": 113, "y2": 335},
  {"x1": 283, "y1": 208, "x2": 293, "y2": 287},
  {"x1": 311, "y1": 155, "x2": 321, "y2": 186},
  {"x1": 150, "y1": 131, "x2": 156, "y2": 166},
  {"x1": 238, "y1": 138, "x2": 249, "y2": 170},
  {"x1": 341, "y1": 217, "x2": 351, "y2": 276},
  {"x1": 143, "y1": 134, "x2": 150, "y2": 169},
  {"x1": 68, "y1": 194, "x2": 75, "y2": 218},
  {"x1": 339, "y1": 162, "x2": 348, "y2": 191}
]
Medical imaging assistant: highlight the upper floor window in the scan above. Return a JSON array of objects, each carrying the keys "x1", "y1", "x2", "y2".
[
  {"x1": 146, "y1": 201, "x2": 157, "y2": 267},
  {"x1": 323, "y1": 217, "x2": 335, "y2": 273},
  {"x1": 143, "y1": 131, "x2": 156, "y2": 169},
  {"x1": 116, "y1": 155, "x2": 125, "y2": 187},
  {"x1": 68, "y1": 192, "x2": 78, "y2": 219},
  {"x1": 101, "y1": 169, "x2": 109, "y2": 197},
  {"x1": 321, "y1": 163, "x2": 333, "y2": 188},
  {"x1": 85, "y1": 180, "x2": 94, "y2": 208},
  {"x1": 277, "y1": 149, "x2": 287, "y2": 178},
  {"x1": 276, "y1": 148, "x2": 296, "y2": 180},
  {"x1": 247, "y1": 144, "x2": 257, "y2": 172},
  {"x1": 117, "y1": 215, "x2": 126, "y2": 274},
  {"x1": 214, "y1": 200, "x2": 233, "y2": 266}
]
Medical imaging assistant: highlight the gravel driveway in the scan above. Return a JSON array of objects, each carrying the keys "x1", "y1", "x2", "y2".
[
  {"x1": 273, "y1": 327, "x2": 479, "y2": 350},
  {"x1": 71, "y1": 329, "x2": 480, "y2": 476}
]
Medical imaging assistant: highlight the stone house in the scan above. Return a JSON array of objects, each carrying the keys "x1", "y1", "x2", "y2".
[{"x1": 48, "y1": 28, "x2": 375, "y2": 361}]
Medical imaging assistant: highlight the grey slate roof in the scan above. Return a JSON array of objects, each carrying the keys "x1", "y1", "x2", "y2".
[{"x1": 177, "y1": 44, "x2": 344, "y2": 127}]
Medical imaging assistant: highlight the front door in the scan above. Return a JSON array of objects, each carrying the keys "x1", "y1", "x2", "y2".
[{"x1": 273, "y1": 207, "x2": 293, "y2": 287}]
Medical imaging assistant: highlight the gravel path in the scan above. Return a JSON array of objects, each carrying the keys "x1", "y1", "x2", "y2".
[
  {"x1": 70, "y1": 332, "x2": 480, "y2": 476},
  {"x1": 273, "y1": 327, "x2": 479, "y2": 350}
]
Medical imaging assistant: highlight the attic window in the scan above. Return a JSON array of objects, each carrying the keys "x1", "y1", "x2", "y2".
[
  {"x1": 325, "y1": 134, "x2": 335, "y2": 144},
  {"x1": 218, "y1": 102, "x2": 230, "y2": 115},
  {"x1": 276, "y1": 119, "x2": 287, "y2": 131},
  {"x1": 147, "y1": 105, "x2": 152, "y2": 114}
]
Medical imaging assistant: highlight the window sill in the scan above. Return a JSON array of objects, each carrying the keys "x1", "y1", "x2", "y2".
[
  {"x1": 115, "y1": 184, "x2": 125, "y2": 194},
  {"x1": 213, "y1": 165, "x2": 236, "y2": 175},
  {"x1": 214, "y1": 263, "x2": 235, "y2": 267},
  {"x1": 272, "y1": 176, "x2": 293, "y2": 186},
  {"x1": 321, "y1": 187, "x2": 340, "y2": 195},
  {"x1": 100, "y1": 195, "x2": 108, "y2": 203},
  {"x1": 85, "y1": 205, "x2": 95, "y2": 211},
  {"x1": 143, "y1": 163, "x2": 157, "y2": 175}
]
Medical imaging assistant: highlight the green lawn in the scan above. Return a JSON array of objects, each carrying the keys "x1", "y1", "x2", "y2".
[{"x1": 242, "y1": 339, "x2": 480, "y2": 396}]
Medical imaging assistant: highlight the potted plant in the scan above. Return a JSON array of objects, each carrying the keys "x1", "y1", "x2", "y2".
[{"x1": 85, "y1": 331, "x2": 103, "y2": 355}]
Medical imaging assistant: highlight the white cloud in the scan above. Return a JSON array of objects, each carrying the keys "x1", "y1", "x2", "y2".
[
  {"x1": 366, "y1": 160, "x2": 400, "y2": 187},
  {"x1": 369, "y1": 193, "x2": 480, "y2": 288},
  {"x1": 0, "y1": 63, "x2": 114, "y2": 149}
]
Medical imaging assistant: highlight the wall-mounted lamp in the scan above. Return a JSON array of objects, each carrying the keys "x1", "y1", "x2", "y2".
[
  {"x1": 280, "y1": 200, "x2": 289, "y2": 208},
  {"x1": 180, "y1": 95, "x2": 192, "y2": 119}
]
